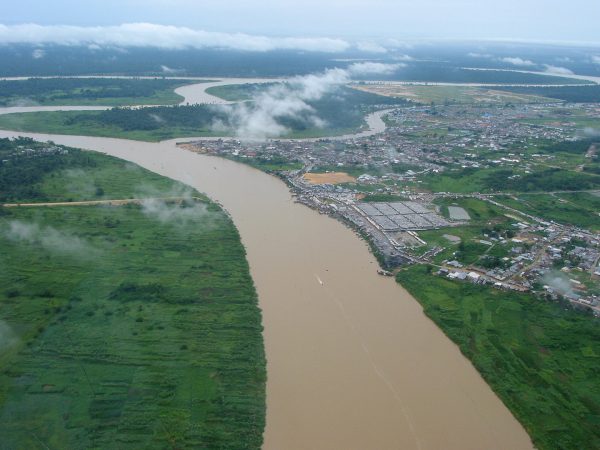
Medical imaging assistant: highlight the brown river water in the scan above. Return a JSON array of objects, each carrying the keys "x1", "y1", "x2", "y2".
[
  {"x1": 0, "y1": 80, "x2": 535, "y2": 448},
  {"x1": 0, "y1": 129, "x2": 534, "y2": 450}
]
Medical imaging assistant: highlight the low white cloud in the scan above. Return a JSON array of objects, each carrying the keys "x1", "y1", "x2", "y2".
[
  {"x1": 468, "y1": 52, "x2": 492, "y2": 58},
  {"x1": 347, "y1": 62, "x2": 402, "y2": 75},
  {"x1": 32, "y1": 48, "x2": 45, "y2": 59},
  {"x1": 216, "y1": 73, "x2": 340, "y2": 139},
  {"x1": 215, "y1": 63, "x2": 399, "y2": 139},
  {"x1": 392, "y1": 54, "x2": 414, "y2": 62},
  {"x1": 543, "y1": 64, "x2": 574, "y2": 76},
  {"x1": 0, "y1": 23, "x2": 350, "y2": 53},
  {"x1": 137, "y1": 186, "x2": 215, "y2": 228},
  {"x1": 356, "y1": 41, "x2": 388, "y2": 54},
  {"x1": 160, "y1": 65, "x2": 180, "y2": 74},
  {"x1": 141, "y1": 197, "x2": 211, "y2": 226},
  {"x1": 0, "y1": 321, "x2": 18, "y2": 353},
  {"x1": 149, "y1": 113, "x2": 165, "y2": 124},
  {"x1": 383, "y1": 38, "x2": 413, "y2": 50},
  {"x1": 63, "y1": 168, "x2": 97, "y2": 197},
  {"x1": 582, "y1": 127, "x2": 600, "y2": 137},
  {"x1": 500, "y1": 56, "x2": 535, "y2": 67},
  {"x1": 4, "y1": 220, "x2": 98, "y2": 258},
  {"x1": 591, "y1": 55, "x2": 600, "y2": 65},
  {"x1": 556, "y1": 56, "x2": 572, "y2": 63},
  {"x1": 543, "y1": 271, "x2": 575, "y2": 298}
]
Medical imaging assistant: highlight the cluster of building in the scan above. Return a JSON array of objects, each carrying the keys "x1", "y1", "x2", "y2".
[
  {"x1": 355, "y1": 201, "x2": 449, "y2": 231},
  {"x1": 181, "y1": 100, "x2": 600, "y2": 314},
  {"x1": 438, "y1": 218, "x2": 600, "y2": 313},
  {"x1": 1, "y1": 143, "x2": 68, "y2": 164}
]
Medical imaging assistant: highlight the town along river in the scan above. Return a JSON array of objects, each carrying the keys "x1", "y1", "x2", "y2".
[{"x1": 0, "y1": 130, "x2": 534, "y2": 450}]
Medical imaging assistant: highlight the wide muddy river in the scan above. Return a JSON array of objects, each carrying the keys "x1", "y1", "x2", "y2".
[
  {"x1": 0, "y1": 128, "x2": 534, "y2": 449},
  {"x1": 0, "y1": 80, "x2": 533, "y2": 449}
]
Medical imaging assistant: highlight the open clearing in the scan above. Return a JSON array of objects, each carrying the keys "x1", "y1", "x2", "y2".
[
  {"x1": 443, "y1": 234, "x2": 462, "y2": 243},
  {"x1": 448, "y1": 205, "x2": 471, "y2": 220},
  {"x1": 352, "y1": 84, "x2": 552, "y2": 104},
  {"x1": 303, "y1": 172, "x2": 356, "y2": 184}
]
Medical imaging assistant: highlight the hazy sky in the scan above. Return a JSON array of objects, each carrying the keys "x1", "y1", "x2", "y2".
[{"x1": 3, "y1": 0, "x2": 600, "y2": 44}]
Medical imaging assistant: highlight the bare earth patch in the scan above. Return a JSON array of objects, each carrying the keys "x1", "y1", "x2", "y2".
[{"x1": 303, "y1": 172, "x2": 356, "y2": 185}]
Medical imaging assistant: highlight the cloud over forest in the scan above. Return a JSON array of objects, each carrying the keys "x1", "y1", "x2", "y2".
[
  {"x1": 214, "y1": 63, "x2": 401, "y2": 139},
  {"x1": 0, "y1": 23, "x2": 351, "y2": 53}
]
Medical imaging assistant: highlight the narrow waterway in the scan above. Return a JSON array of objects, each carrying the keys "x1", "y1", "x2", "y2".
[
  {"x1": 174, "y1": 78, "x2": 278, "y2": 104},
  {"x1": 0, "y1": 77, "x2": 279, "y2": 113},
  {"x1": 0, "y1": 128, "x2": 533, "y2": 450}
]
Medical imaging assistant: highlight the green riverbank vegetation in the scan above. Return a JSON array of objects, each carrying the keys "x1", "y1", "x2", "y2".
[
  {"x1": 0, "y1": 137, "x2": 265, "y2": 449},
  {"x1": 397, "y1": 264, "x2": 600, "y2": 450}
]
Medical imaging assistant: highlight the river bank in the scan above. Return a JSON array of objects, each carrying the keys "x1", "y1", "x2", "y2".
[{"x1": 0, "y1": 128, "x2": 533, "y2": 449}]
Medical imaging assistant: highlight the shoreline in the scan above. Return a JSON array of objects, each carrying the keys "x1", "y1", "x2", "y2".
[
  {"x1": 0, "y1": 76, "x2": 538, "y2": 449},
  {"x1": 0, "y1": 127, "x2": 533, "y2": 449}
]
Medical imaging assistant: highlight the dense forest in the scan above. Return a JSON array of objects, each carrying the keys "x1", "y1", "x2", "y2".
[{"x1": 0, "y1": 44, "x2": 591, "y2": 84}]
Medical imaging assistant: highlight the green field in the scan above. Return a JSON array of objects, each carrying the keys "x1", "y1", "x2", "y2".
[
  {"x1": 0, "y1": 138, "x2": 265, "y2": 448},
  {"x1": 0, "y1": 109, "x2": 230, "y2": 142},
  {"x1": 420, "y1": 166, "x2": 600, "y2": 194},
  {"x1": 435, "y1": 197, "x2": 508, "y2": 222},
  {"x1": 206, "y1": 83, "x2": 277, "y2": 102},
  {"x1": 397, "y1": 265, "x2": 600, "y2": 450},
  {"x1": 229, "y1": 155, "x2": 303, "y2": 172},
  {"x1": 420, "y1": 167, "x2": 502, "y2": 193},
  {"x1": 0, "y1": 78, "x2": 197, "y2": 107},
  {"x1": 496, "y1": 192, "x2": 600, "y2": 231},
  {"x1": 0, "y1": 109, "x2": 359, "y2": 142}
]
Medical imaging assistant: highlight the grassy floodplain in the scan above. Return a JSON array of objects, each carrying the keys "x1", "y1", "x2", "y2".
[
  {"x1": 0, "y1": 107, "x2": 341, "y2": 142},
  {"x1": 0, "y1": 109, "x2": 229, "y2": 142},
  {"x1": 0, "y1": 86, "x2": 409, "y2": 141},
  {"x1": 205, "y1": 83, "x2": 276, "y2": 102},
  {"x1": 0, "y1": 78, "x2": 197, "y2": 107},
  {"x1": 0, "y1": 138, "x2": 265, "y2": 449},
  {"x1": 420, "y1": 166, "x2": 600, "y2": 194},
  {"x1": 397, "y1": 264, "x2": 600, "y2": 450}
]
